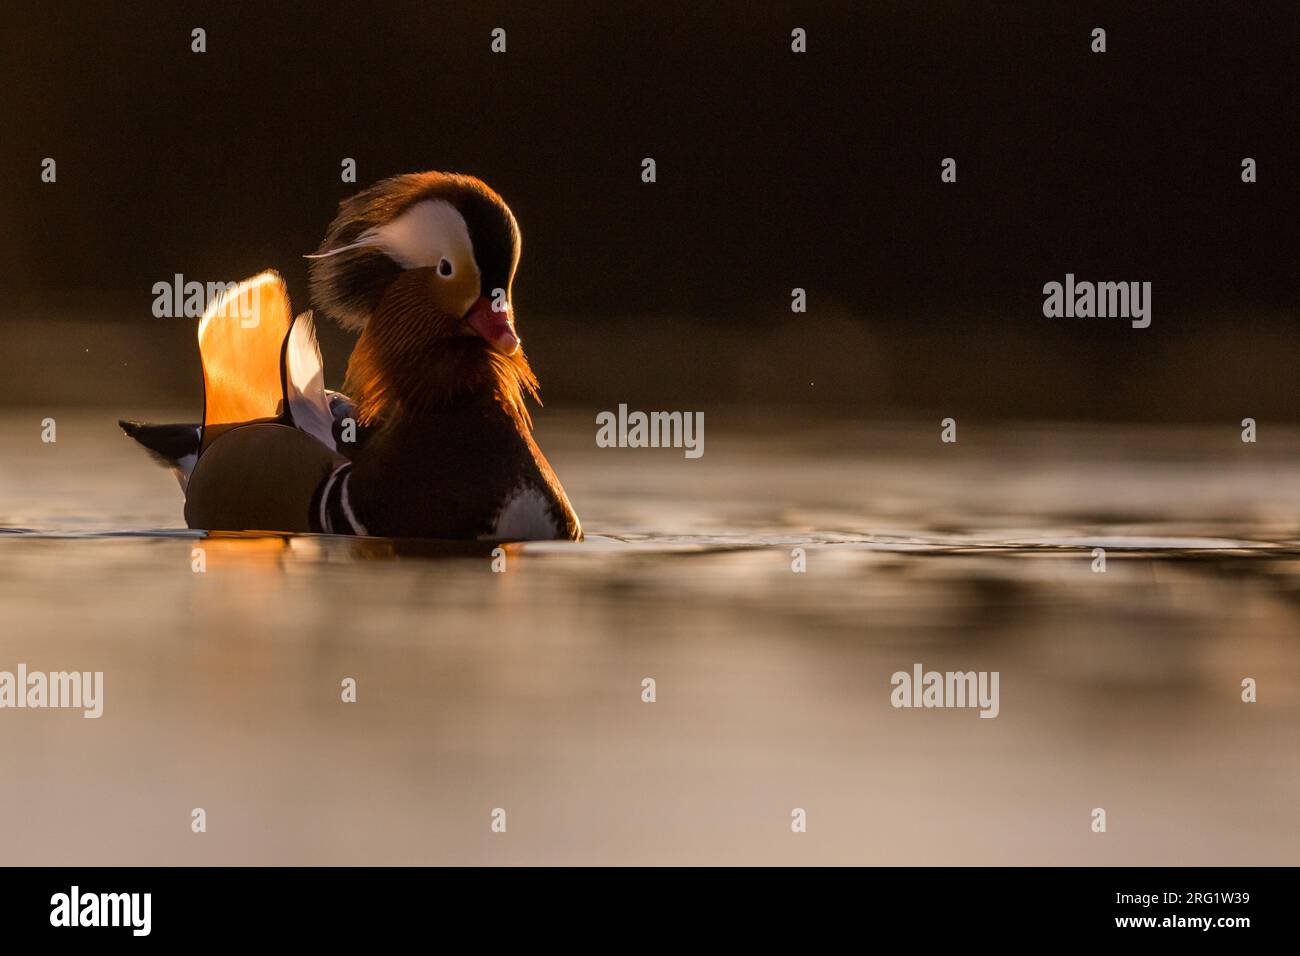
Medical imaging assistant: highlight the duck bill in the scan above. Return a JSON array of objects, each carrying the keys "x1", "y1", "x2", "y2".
[{"x1": 465, "y1": 297, "x2": 519, "y2": 355}]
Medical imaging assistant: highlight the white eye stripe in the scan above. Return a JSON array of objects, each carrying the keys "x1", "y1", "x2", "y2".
[{"x1": 306, "y1": 200, "x2": 479, "y2": 280}]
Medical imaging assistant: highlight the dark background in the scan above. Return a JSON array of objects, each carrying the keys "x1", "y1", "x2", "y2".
[{"x1": 2, "y1": 0, "x2": 1296, "y2": 420}]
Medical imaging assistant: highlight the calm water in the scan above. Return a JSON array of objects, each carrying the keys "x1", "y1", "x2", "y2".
[{"x1": 1, "y1": 409, "x2": 1297, "y2": 865}]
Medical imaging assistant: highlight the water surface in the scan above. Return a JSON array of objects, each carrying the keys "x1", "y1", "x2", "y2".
[{"x1": 1, "y1": 410, "x2": 1297, "y2": 864}]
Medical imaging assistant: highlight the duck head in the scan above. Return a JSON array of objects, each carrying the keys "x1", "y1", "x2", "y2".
[{"x1": 308, "y1": 172, "x2": 537, "y2": 426}]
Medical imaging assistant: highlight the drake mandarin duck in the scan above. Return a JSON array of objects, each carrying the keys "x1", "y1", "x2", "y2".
[{"x1": 121, "y1": 172, "x2": 582, "y2": 541}]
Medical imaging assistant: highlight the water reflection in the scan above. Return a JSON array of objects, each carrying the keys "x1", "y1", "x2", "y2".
[{"x1": 0, "y1": 410, "x2": 1297, "y2": 864}]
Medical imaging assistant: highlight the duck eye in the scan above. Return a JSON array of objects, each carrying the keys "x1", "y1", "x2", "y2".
[{"x1": 438, "y1": 258, "x2": 454, "y2": 277}]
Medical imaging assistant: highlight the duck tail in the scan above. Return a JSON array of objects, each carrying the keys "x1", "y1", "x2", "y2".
[{"x1": 118, "y1": 420, "x2": 202, "y2": 489}]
